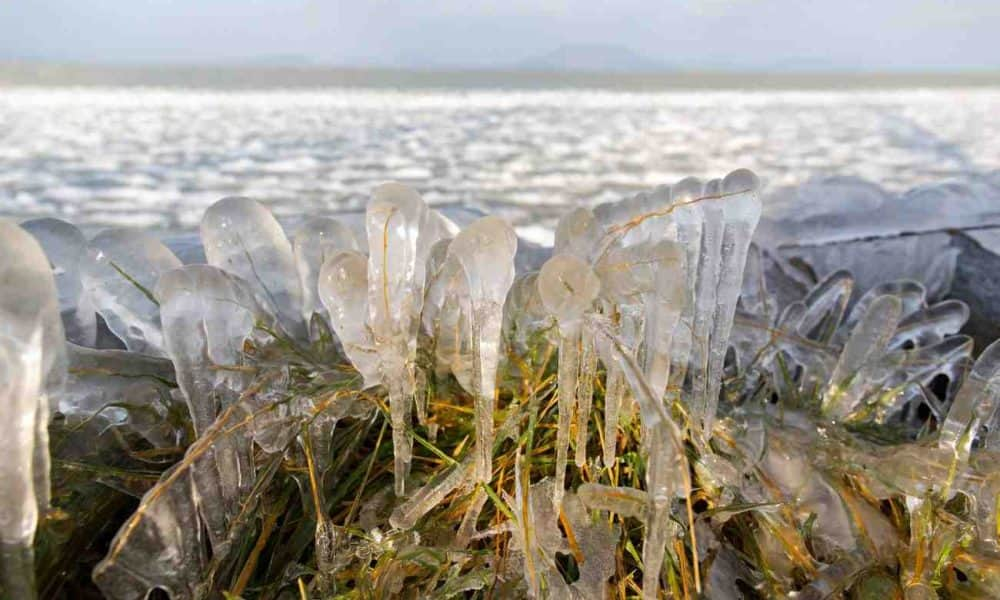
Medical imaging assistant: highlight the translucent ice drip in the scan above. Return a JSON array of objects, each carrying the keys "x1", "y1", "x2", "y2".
[
  {"x1": 538, "y1": 254, "x2": 600, "y2": 502},
  {"x1": 365, "y1": 183, "x2": 449, "y2": 495},
  {"x1": 317, "y1": 250, "x2": 381, "y2": 388},
  {"x1": 83, "y1": 228, "x2": 182, "y2": 357},
  {"x1": 0, "y1": 221, "x2": 66, "y2": 598},
  {"x1": 201, "y1": 196, "x2": 306, "y2": 342},
  {"x1": 21, "y1": 218, "x2": 97, "y2": 347},
  {"x1": 292, "y1": 217, "x2": 358, "y2": 333},
  {"x1": 447, "y1": 217, "x2": 517, "y2": 483}
]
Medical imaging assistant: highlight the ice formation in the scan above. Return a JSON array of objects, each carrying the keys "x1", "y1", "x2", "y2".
[
  {"x1": 11, "y1": 171, "x2": 1000, "y2": 599},
  {"x1": 0, "y1": 221, "x2": 65, "y2": 598}
]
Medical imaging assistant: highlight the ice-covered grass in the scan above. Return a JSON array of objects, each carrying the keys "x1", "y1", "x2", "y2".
[{"x1": 5, "y1": 174, "x2": 1000, "y2": 598}]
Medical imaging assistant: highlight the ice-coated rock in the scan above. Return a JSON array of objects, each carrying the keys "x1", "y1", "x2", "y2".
[
  {"x1": 82, "y1": 228, "x2": 182, "y2": 357},
  {"x1": 200, "y1": 196, "x2": 306, "y2": 342}
]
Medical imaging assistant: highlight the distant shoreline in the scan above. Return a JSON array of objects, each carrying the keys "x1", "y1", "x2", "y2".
[{"x1": 3, "y1": 61, "x2": 1000, "y2": 90}]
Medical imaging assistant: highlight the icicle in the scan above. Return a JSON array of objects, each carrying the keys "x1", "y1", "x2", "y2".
[
  {"x1": 939, "y1": 339, "x2": 1000, "y2": 458},
  {"x1": 389, "y1": 458, "x2": 475, "y2": 530},
  {"x1": 602, "y1": 362, "x2": 625, "y2": 468},
  {"x1": 688, "y1": 179, "x2": 725, "y2": 432},
  {"x1": 292, "y1": 217, "x2": 358, "y2": 331},
  {"x1": 155, "y1": 265, "x2": 272, "y2": 434},
  {"x1": 365, "y1": 183, "x2": 448, "y2": 496},
  {"x1": 822, "y1": 294, "x2": 903, "y2": 420},
  {"x1": 82, "y1": 228, "x2": 182, "y2": 356},
  {"x1": 0, "y1": 221, "x2": 66, "y2": 598},
  {"x1": 21, "y1": 218, "x2": 97, "y2": 347},
  {"x1": 317, "y1": 250, "x2": 381, "y2": 387},
  {"x1": 447, "y1": 217, "x2": 517, "y2": 483},
  {"x1": 574, "y1": 328, "x2": 597, "y2": 467},
  {"x1": 702, "y1": 169, "x2": 762, "y2": 435},
  {"x1": 663, "y1": 178, "x2": 705, "y2": 393},
  {"x1": 200, "y1": 196, "x2": 307, "y2": 341},
  {"x1": 538, "y1": 254, "x2": 601, "y2": 502},
  {"x1": 641, "y1": 240, "x2": 687, "y2": 403}
]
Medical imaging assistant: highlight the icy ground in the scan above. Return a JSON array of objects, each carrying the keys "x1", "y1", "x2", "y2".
[{"x1": 2, "y1": 87, "x2": 1000, "y2": 244}]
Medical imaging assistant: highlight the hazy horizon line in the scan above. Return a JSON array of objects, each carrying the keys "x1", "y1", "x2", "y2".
[{"x1": 3, "y1": 60, "x2": 1000, "y2": 91}]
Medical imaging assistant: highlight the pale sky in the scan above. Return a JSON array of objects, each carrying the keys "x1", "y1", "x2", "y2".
[{"x1": 1, "y1": 0, "x2": 998, "y2": 71}]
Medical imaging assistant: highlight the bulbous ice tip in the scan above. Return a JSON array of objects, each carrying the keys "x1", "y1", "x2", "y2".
[
  {"x1": 319, "y1": 250, "x2": 368, "y2": 298},
  {"x1": 372, "y1": 181, "x2": 423, "y2": 206},
  {"x1": 457, "y1": 216, "x2": 517, "y2": 255},
  {"x1": 722, "y1": 168, "x2": 761, "y2": 195},
  {"x1": 671, "y1": 177, "x2": 704, "y2": 203},
  {"x1": 703, "y1": 178, "x2": 723, "y2": 197},
  {"x1": 537, "y1": 254, "x2": 601, "y2": 322},
  {"x1": 201, "y1": 196, "x2": 271, "y2": 235}
]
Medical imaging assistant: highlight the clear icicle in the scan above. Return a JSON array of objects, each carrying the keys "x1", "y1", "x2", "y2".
[
  {"x1": 365, "y1": 183, "x2": 448, "y2": 495},
  {"x1": 702, "y1": 169, "x2": 762, "y2": 434},
  {"x1": 155, "y1": 265, "x2": 272, "y2": 434},
  {"x1": 21, "y1": 218, "x2": 97, "y2": 347},
  {"x1": 82, "y1": 228, "x2": 182, "y2": 357},
  {"x1": 200, "y1": 196, "x2": 307, "y2": 341},
  {"x1": 642, "y1": 240, "x2": 687, "y2": 403},
  {"x1": 664, "y1": 183, "x2": 704, "y2": 393},
  {"x1": 317, "y1": 251, "x2": 381, "y2": 387},
  {"x1": 602, "y1": 361, "x2": 625, "y2": 468},
  {"x1": 292, "y1": 217, "x2": 358, "y2": 331},
  {"x1": 538, "y1": 254, "x2": 601, "y2": 501},
  {"x1": 574, "y1": 328, "x2": 597, "y2": 468},
  {"x1": 0, "y1": 221, "x2": 66, "y2": 598},
  {"x1": 447, "y1": 217, "x2": 517, "y2": 483},
  {"x1": 822, "y1": 294, "x2": 903, "y2": 420},
  {"x1": 939, "y1": 339, "x2": 1000, "y2": 457},
  {"x1": 688, "y1": 181, "x2": 725, "y2": 432},
  {"x1": 389, "y1": 457, "x2": 475, "y2": 530}
]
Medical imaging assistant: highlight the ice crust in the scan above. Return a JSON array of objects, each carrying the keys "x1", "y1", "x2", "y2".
[{"x1": 10, "y1": 171, "x2": 1000, "y2": 599}]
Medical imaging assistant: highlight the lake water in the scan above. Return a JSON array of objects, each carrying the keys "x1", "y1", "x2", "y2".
[{"x1": 2, "y1": 84, "x2": 1000, "y2": 244}]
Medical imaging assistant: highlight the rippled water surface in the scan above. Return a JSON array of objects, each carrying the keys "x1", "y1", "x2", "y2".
[{"x1": 2, "y1": 86, "x2": 999, "y2": 242}]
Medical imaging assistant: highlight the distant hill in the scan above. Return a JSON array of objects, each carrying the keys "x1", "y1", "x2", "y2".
[{"x1": 515, "y1": 44, "x2": 669, "y2": 73}]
